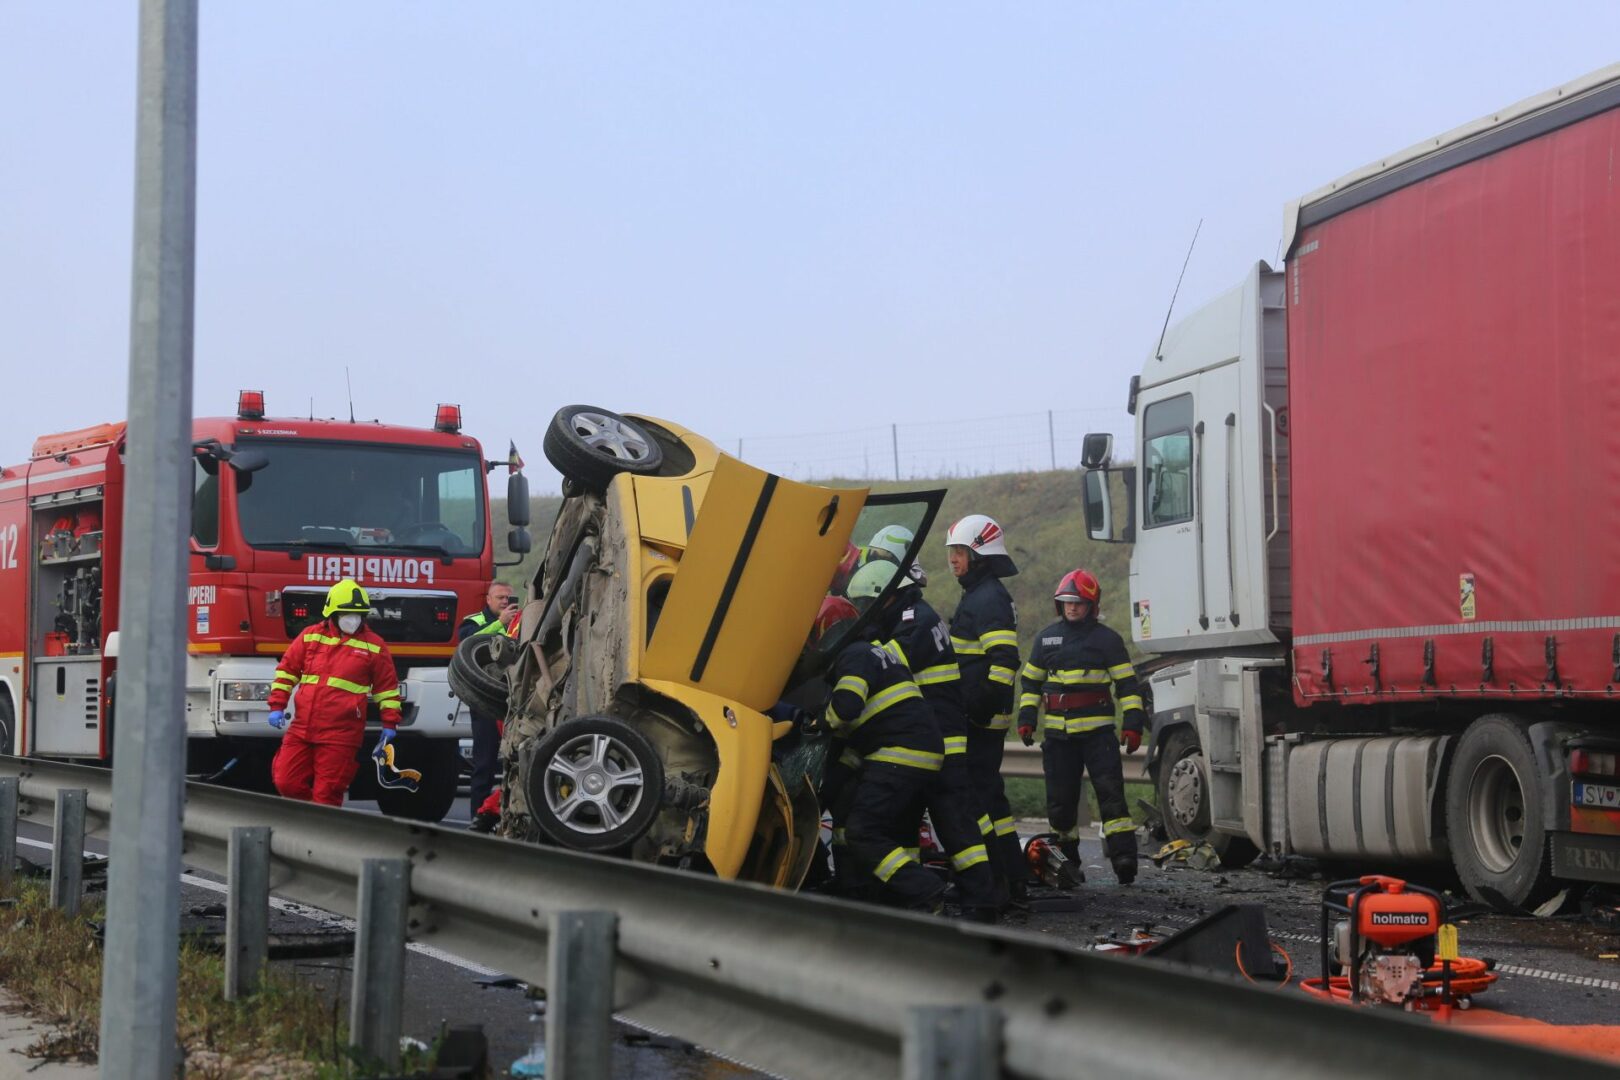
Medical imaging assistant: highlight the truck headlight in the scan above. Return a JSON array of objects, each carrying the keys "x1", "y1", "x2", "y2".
[{"x1": 220, "y1": 681, "x2": 271, "y2": 702}]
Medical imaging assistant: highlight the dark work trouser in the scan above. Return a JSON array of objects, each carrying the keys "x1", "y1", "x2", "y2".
[
  {"x1": 844, "y1": 761, "x2": 945, "y2": 907},
  {"x1": 1042, "y1": 727, "x2": 1138, "y2": 868},
  {"x1": 965, "y1": 723, "x2": 1030, "y2": 885},
  {"x1": 468, "y1": 709, "x2": 501, "y2": 817},
  {"x1": 821, "y1": 753, "x2": 869, "y2": 897},
  {"x1": 916, "y1": 754, "x2": 997, "y2": 909}
]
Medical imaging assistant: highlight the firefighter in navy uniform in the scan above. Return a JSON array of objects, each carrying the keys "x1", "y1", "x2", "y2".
[
  {"x1": 847, "y1": 561, "x2": 998, "y2": 921},
  {"x1": 944, "y1": 514, "x2": 1031, "y2": 896},
  {"x1": 1018, "y1": 569, "x2": 1143, "y2": 884},
  {"x1": 819, "y1": 591, "x2": 949, "y2": 912}
]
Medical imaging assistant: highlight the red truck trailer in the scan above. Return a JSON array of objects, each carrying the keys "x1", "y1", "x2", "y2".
[
  {"x1": 1081, "y1": 64, "x2": 1620, "y2": 909},
  {"x1": 0, "y1": 393, "x2": 531, "y2": 820}
]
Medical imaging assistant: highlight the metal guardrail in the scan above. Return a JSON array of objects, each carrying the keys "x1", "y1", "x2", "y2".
[
  {"x1": 0, "y1": 758, "x2": 1603, "y2": 1080},
  {"x1": 1001, "y1": 744, "x2": 1148, "y2": 782}
]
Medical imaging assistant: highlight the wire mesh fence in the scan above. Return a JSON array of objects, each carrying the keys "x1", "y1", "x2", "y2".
[{"x1": 725, "y1": 407, "x2": 1132, "y2": 481}]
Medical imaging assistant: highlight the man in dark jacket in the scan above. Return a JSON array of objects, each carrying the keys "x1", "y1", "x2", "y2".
[
  {"x1": 1018, "y1": 568, "x2": 1143, "y2": 884},
  {"x1": 944, "y1": 514, "x2": 1030, "y2": 897},
  {"x1": 457, "y1": 580, "x2": 518, "y2": 817}
]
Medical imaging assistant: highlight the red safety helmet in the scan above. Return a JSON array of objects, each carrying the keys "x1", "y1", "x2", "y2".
[
  {"x1": 829, "y1": 543, "x2": 860, "y2": 595},
  {"x1": 1053, "y1": 569, "x2": 1101, "y2": 618},
  {"x1": 813, "y1": 595, "x2": 860, "y2": 647}
]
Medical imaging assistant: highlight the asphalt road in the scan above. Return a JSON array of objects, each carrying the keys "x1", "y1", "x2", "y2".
[{"x1": 14, "y1": 795, "x2": 1620, "y2": 1075}]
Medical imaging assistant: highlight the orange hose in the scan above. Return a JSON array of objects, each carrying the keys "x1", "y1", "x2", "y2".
[{"x1": 1235, "y1": 939, "x2": 1294, "y2": 988}]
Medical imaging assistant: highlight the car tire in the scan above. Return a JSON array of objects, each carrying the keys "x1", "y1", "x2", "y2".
[
  {"x1": 448, "y1": 633, "x2": 513, "y2": 719},
  {"x1": 543, "y1": 406, "x2": 664, "y2": 492},
  {"x1": 374, "y1": 739, "x2": 462, "y2": 823},
  {"x1": 1156, "y1": 726, "x2": 1260, "y2": 869},
  {"x1": 1445, "y1": 714, "x2": 1558, "y2": 911},
  {"x1": 523, "y1": 715, "x2": 664, "y2": 853}
]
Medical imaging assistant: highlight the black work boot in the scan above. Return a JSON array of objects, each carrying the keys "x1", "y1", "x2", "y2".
[{"x1": 1112, "y1": 855, "x2": 1138, "y2": 886}]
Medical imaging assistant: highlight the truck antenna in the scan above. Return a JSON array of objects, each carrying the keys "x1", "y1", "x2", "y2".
[
  {"x1": 1155, "y1": 218, "x2": 1203, "y2": 363},
  {"x1": 345, "y1": 367, "x2": 355, "y2": 423}
]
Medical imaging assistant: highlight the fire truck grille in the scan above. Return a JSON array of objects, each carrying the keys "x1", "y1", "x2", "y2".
[{"x1": 280, "y1": 588, "x2": 459, "y2": 644}]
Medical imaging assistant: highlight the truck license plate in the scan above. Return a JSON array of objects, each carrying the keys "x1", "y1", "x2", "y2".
[{"x1": 1574, "y1": 782, "x2": 1620, "y2": 808}]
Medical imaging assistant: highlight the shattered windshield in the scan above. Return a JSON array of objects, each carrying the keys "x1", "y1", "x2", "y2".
[{"x1": 235, "y1": 439, "x2": 485, "y2": 557}]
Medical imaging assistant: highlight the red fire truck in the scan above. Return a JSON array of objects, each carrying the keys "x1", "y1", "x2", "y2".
[{"x1": 0, "y1": 392, "x2": 531, "y2": 820}]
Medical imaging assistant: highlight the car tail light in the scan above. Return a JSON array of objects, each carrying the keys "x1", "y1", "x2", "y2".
[
  {"x1": 435, "y1": 403, "x2": 461, "y2": 433},
  {"x1": 238, "y1": 390, "x2": 266, "y2": 420},
  {"x1": 1570, "y1": 749, "x2": 1619, "y2": 777}
]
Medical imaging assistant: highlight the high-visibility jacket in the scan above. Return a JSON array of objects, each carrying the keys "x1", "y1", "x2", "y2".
[
  {"x1": 268, "y1": 620, "x2": 402, "y2": 738},
  {"x1": 457, "y1": 607, "x2": 515, "y2": 641},
  {"x1": 1017, "y1": 617, "x2": 1144, "y2": 738},
  {"x1": 823, "y1": 641, "x2": 943, "y2": 772},
  {"x1": 879, "y1": 592, "x2": 968, "y2": 759},
  {"x1": 947, "y1": 565, "x2": 1020, "y2": 730}
]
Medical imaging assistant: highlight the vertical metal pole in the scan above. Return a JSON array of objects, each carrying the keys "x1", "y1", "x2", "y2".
[
  {"x1": 350, "y1": 858, "x2": 411, "y2": 1069},
  {"x1": 737, "y1": 438, "x2": 743, "y2": 459},
  {"x1": 0, "y1": 777, "x2": 17, "y2": 892},
  {"x1": 224, "y1": 826, "x2": 270, "y2": 1000},
  {"x1": 1048, "y1": 409, "x2": 1057, "y2": 470},
  {"x1": 49, "y1": 789, "x2": 86, "y2": 918},
  {"x1": 546, "y1": 910, "x2": 618, "y2": 1080},
  {"x1": 900, "y1": 1005, "x2": 1000, "y2": 1080},
  {"x1": 891, "y1": 423, "x2": 900, "y2": 481},
  {"x1": 99, "y1": 1, "x2": 198, "y2": 1073}
]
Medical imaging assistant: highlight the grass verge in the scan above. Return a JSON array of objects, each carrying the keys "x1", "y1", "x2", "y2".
[
  {"x1": 0, "y1": 882, "x2": 408, "y2": 1077},
  {"x1": 1005, "y1": 777, "x2": 1156, "y2": 827}
]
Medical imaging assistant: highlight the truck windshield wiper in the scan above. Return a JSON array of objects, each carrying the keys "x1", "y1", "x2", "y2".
[{"x1": 259, "y1": 539, "x2": 363, "y2": 554}]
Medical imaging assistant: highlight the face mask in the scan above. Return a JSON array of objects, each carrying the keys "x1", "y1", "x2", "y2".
[{"x1": 337, "y1": 614, "x2": 363, "y2": 635}]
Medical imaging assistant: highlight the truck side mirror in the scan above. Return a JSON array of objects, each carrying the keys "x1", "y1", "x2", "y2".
[
  {"x1": 507, "y1": 472, "x2": 531, "y2": 527},
  {"x1": 507, "y1": 527, "x2": 532, "y2": 555},
  {"x1": 1081, "y1": 433, "x2": 1114, "y2": 469},
  {"x1": 228, "y1": 449, "x2": 269, "y2": 474},
  {"x1": 1083, "y1": 469, "x2": 1136, "y2": 545}
]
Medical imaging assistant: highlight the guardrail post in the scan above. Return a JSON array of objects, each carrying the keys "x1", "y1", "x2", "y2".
[
  {"x1": 0, "y1": 777, "x2": 17, "y2": 892},
  {"x1": 547, "y1": 910, "x2": 618, "y2": 1079},
  {"x1": 901, "y1": 1005, "x2": 1000, "y2": 1080},
  {"x1": 224, "y1": 826, "x2": 270, "y2": 1000},
  {"x1": 350, "y1": 858, "x2": 410, "y2": 1070},
  {"x1": 50, "y1": 788, "x2": 87, "y2": 917}
]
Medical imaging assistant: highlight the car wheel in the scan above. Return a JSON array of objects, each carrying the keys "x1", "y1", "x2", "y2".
[
  {"x1": 1446, "y1": 714, "x2": 1557, "y2": 911},
  {"x1": 1157, "y1": 726, "x2": 1259, "y2": 868},
  {"x1": 523, "y1": 716, "x2": 664, "y2": 853},
  {"x1": 448, "y1": 633, "x2": 513, "y2": 718},
  {"x1": 374, "y1": 739, "x2": 462, "y2": 822},
  {"x1": 543, "y1": 406, "x2": 664, "y2": 492}
]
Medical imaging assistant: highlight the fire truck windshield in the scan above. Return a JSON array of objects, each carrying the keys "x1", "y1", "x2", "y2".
[{"x1": 233, "y1": 440, "x2": 486, "y2": 557}]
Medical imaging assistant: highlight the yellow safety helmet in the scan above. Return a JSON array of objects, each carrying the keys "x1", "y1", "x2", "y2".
[{"x1": 322, "y1": 578, "x2": 372, "y2": 618}]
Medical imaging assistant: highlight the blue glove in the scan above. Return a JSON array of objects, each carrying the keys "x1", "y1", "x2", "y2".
[
  {"x1": 267, "y1": 710, "x2": 286, "y2": 730},
  {"x1": 766, "y1": 701, "x2": 799, "y2": 723},
  {"x1": 372, "y1": 727, "x2": 396, "y2": 760}
]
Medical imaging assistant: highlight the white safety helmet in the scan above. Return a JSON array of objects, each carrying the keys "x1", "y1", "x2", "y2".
[
  {"x1": 945, "y1": 514, "x2": 1008, "y2": 558},
  {"x1": 868, "y1": 524, "x2": 915, "y2": 562},
  {"x1": 845, "y1": 561, "x2": 897, "y2": 602}
]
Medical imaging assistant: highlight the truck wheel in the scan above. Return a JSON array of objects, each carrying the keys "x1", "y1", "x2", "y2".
[
  {"x1": 1157, "y1": 726, "x2": 1259, "y2": 869},
  {"x1": 543, "y1": 406, "x2": 664, "y2": 493},
  {"x1": 374, "y1": 739, "x2": 461, "y2": 823},
  {"x1": 448, "y1": 633, "x2": 513, "y2": 719},
  {"x1": 523, "y1": 716, "x2": 664, "y2": 853},
  {"x1": 1445, "y1": 714, "x2": 1557, "y2": 911},
  {"x1": 0, "y1": 692, "x2": 13, "y2": 756}
]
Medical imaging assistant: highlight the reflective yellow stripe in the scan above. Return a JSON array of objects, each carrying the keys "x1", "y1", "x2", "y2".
[
  {"x1": 980, "y1": 715, "x2": 1011, "y2": 731},
  {"x1": 344, "y1": 637, "x2": 381, "y2": 654},
  {"x1": 866, "y1": 745, "x2": 943, "y2": 771},
  {"x1": 881, "y1": 640, "x2": 910, "y2": 669},
  {"x1": 1052, "y1": 668, "x2": 1111, "y2": 685},
  {"x1": 1057, "y1": 825, "x2": 1081, "y2": 841},
  {"x1": 1102, "y1": 817, "x2": 1136, "y2": 837},
  {"x1": 943, "y1": 735, "x2": 967, "y2": 755},
  {"x1": 326, "y1": 676, "x2": 371, "y2": 695},
  {"x1": 977, "y1": 814, "x2": 994, "y2": 836},
  {"x1": 834, "y1": 675, "x2": 869, "y2": 701},
  {"x1": 1041, "y1": 714, "x2": 1116, "y2": 734},
  {"x1": 849, "y1": 681, "x2": 923, "y2": 731},
  {"x1": 303, "y1": 632, "x2": 342, "y2": 645},
  {"x1": 951, "y1": 636, "x2": 985, "y2": 656},
  {"x1": 1108, "y1": 663, "x2": 1137, "y2": 680},
  {"x1": 1019, "y1": 662, "x2": 1047, "y2": 681},
  {"x1": 372, "y1": 690, "x2": 401, "y2": 703},
  {"x1": 987, "y1": 665, "x2": 1016, "y2": 686},
  {"x1": 1018, "y1": 692, "x2": 1041, "y2": 710},
  {"x1": 979, "y1": 629, "x2": 1018, "y2": 650},
  {"x1": 832, "y1": 828, "x2": 848, "y2": 845},
  {"x1": 1118, "y1": 695, "x2": 1144, "y2": 712},
  {"x1": 298, "y1": 674, "x2": 321, "y2": 685},
  {"x1": 874, "y1": 847, "x2": 912, "y2": 882},
  {"x1": 951, "y1": 844, "x2": 990, "y2": 872},
  {"x1": 913, "y1": 663, "x2": 960, "y2": 685},
  {"x1": 992, "y1": 816, "x2": 1017, "y2": 837},
  {"x1": 905, "y1": 847, "x2": 920, "y2": 862},
  {"x1": 838, "y1": 749, "x2": 864, "y2": 770}
]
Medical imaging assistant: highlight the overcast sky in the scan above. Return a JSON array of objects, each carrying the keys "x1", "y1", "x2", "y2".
[{"x1": 3, "y1": 4, "x2": 1618, "y2": 490}]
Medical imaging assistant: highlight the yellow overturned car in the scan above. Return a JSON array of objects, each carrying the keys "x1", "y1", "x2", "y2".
[{"x1": 450, "y1": 406, "x2": 943, "y2": 887}]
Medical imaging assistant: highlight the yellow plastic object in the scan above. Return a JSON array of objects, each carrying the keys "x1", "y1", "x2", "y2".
[
  {"x1": 641, "y1": 679, "x2": 775, "y2": 880},
  {"x1": 374, "y1": 743, "x2": 422, "y2": 792},
  {"x1": 640, "y1": 455, "x2": 866, "y2": 712},
  {"x1": 1437, "y1": 923, "x2": 1460, "y2": 962}
]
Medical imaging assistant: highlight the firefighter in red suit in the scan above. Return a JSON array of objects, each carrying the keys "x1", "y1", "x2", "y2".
[{"x1": 266, "y1": 579, "x2": 402, "y2": 806}]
